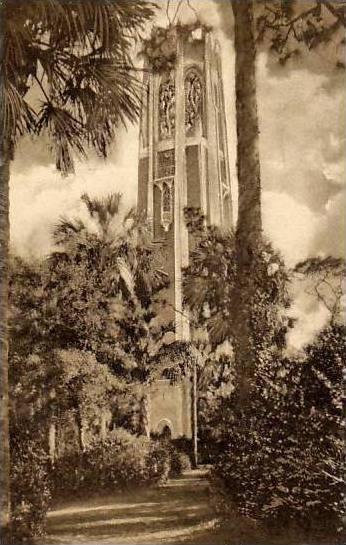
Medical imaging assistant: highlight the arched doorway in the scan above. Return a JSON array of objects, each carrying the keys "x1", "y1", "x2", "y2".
[{"x1": 156, "y1": 418, "x2": 173, "y2": 439}]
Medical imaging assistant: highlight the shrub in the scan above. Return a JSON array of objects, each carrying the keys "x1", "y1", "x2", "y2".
[
  {"x1": 148, "y1": 440, "x2": 171, "y2": 483},
  {"x1": 171, "y1": 437, "x2": 193, "y2": 460},
  {"x1": 10, "y1": 438, "x2": 51, "y2": 543},
  {"x1": 169, "y1": 449, "x2": 191, "y2": 477},
  {"x1": 212, "y1": 326, "x2": 345, "y2": 534},
  {"x1": 52, "y1": 428, "x2": 171, "y2": 498}
]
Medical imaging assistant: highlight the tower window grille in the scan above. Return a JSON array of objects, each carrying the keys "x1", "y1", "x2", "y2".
[{"x1": 156, "y1": 149, "x2": 175, "y2": 179}]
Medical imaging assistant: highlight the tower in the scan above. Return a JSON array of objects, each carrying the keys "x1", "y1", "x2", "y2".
[{"x1": 137, "y1": 25, "x2": 233, "y2": 438}]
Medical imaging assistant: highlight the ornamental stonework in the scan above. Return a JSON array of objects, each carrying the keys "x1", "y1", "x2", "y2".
[
  {"x1": 185, "y1": 71, "x2": 203, "y2": 133},
  {"x1": 154, "y1": 177, "x2": 174, "y2": 232},
  {"x1": 159, "y1": 80, "x2": 175, "y2": 139},
  {"x1": 156, "y1": 149, "x2": 175, "y2": 179}
]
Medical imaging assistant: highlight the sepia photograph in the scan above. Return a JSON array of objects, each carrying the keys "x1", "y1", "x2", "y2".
[{"x1": 0, "y1": 1, "x2": 345, "y2": 544}]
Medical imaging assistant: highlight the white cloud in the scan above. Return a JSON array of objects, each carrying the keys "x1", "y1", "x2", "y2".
[
  {"x1": 10, "y1": 126, "x2": 139, "y2": 258},
  {"x1": 286, "y1": 294, "x2": 330, "y2": 354},
  {"x1": 263, "y1": 191, "x2": 322, "y2": 267}
]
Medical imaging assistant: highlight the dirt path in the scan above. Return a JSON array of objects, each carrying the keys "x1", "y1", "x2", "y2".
[{"x1": 42, "y1": 469, "x2": 222, "y2": 544}]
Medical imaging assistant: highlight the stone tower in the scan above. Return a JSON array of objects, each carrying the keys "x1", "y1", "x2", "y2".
[{"x1": 137, "y1": 25, "x2": 232, "y2": 438}]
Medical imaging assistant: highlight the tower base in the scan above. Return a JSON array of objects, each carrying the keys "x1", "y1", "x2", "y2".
[{"x1": 149, "y1": 378, "x2": 192, "y2": 439}]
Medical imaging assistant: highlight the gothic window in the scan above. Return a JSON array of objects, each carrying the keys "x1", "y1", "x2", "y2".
[
  {"x1": 185, "y1": 70, "x2": 203, "y2": 134},
  {"x1": 162, "y1": 182, "x2": 171, "y2": 213},
  {"x1": 220, "y1": 157, "x2": 227, "y2": 184},
  {"x1": 159, "y1": 80, "x2": 175, "y2": 139},
  {"x1": 156, "y1": 149, "x2": 175, "y2": 179},
  {"x1": 161, "y1": 180, "x2": 173, "y2": 232}
]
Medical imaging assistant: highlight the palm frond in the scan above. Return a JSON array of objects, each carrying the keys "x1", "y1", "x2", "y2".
[
  {"x1": 36, "y1": 102, "x2": 87, "y2": 172},
  {"x1": 2, "y1": 0, "x2": 155, "y2": 164},
  {"x1": 1, "y1": 80, "x2": 36, "y2": 143},
  {"x1": 294, "y1": 257, "x2": 346, "y2": 277},
  {"x1": 117, "y1": 257, "x2": 136, "y2": 300},
  {"x1": 81, "y1": 192, "x2": 123, "y2": 236},
  {"x1": 52, "y1": 217, "x2": 86, "y2": 246}
]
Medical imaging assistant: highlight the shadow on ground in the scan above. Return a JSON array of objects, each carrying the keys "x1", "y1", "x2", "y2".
[
  {"x1": 41, "y1": 469, "x2": 221, "y2": 545},
  {"x1": 39, "y1": 469, "x2": 340, "y2": 545}
]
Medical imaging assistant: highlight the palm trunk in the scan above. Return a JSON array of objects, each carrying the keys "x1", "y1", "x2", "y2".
[
  {"x1": 0, "y1": 141, "x2": 10, "y2": 535},
  {"x1": 231, "y1": 0, "x2": 262, "y2": 403},
  {"x1": 139, "y1": 393, "x2": 151, "y2": 438},
  {"x1": 76, "y1": 410, "x2": 87, "y2": 452}
]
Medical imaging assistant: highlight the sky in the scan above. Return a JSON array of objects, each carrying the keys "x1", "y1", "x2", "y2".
[{"x1": 9, "y1": 0, "x2": 345, "y2": 350}]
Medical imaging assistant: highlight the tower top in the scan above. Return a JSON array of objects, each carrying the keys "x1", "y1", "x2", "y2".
[{"x1": 142, "y1": 22, "x2": 220, "y2": 74}]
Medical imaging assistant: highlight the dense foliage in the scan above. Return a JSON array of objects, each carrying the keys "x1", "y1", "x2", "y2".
[
  {"x1": 10, "y1": 438, "x2": 51, "y2": 543},
  {"x1": 52, "y1": 428, "x2": 172, "y2": 498},
  {"x1": 212, "y1": 323, "x2": 345, "y2": 534},
  {"x1": 9, "y1": 194, "x2": 171, "y2": 438},
  {"x1": 8, "y1": 194, "x2": 177, "y2": 539},
  {"x1": 184, "y1": 210, "x2": 344, "y2": 534},
  {"x1": 183, "y1": 209, "x2": 291, "y2": 391}
]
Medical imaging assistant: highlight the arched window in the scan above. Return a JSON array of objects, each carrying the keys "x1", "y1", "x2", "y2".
[
  {"x1": 185, "y1": 69, "x2": 203, "y2": 134},
  {"x1": 159, "y1": 79, "x2": 175, "y2": 139},
  {"x1": 161, "y1": 180, "x2": 173, "y2": 232},
  {"x1": 162, "y1": 182, "x2": 171, "y2": 213}
]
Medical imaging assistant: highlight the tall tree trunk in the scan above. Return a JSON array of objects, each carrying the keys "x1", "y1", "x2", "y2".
[
  {"x1": 231, "y1": 0, "x2": 262, "y2": 403},
  {"x1": 0, "y1": 141, "x2": 10, "y2": 536},
  {"x1": 139, "y1": 393, "x2": 151, "y2": 438}
]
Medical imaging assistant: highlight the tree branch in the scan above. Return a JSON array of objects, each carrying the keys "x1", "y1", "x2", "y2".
[{"x1": 324, "y1": 1, "x2": 346, "y2": 26}]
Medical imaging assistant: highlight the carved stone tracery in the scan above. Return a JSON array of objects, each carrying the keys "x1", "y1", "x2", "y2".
[
  {"x1": 185, "y1": 71, "x2": 203, "y2": 133},
  {"x1": 156, "y1": 149, "x2": 175, "y2": 179},
  {"x1": 154, "y1": 177, "x2": 174, "y2": 232},
  {"x1": 159, "y1": 80, "x2": 175, "y2": 139}
]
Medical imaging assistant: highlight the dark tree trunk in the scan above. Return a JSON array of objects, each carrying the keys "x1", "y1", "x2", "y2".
[
  {"x1": 231, "y1": 0, "x2": 262, "y2": 403},
  {"x1": 0, "y1": 141, "x2": 10, "y2": 535},
  {"x1": 139, "y1": 393, "x2": 151, "y2": 438}
]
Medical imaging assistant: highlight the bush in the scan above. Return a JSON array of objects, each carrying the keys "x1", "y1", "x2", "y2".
[
  {"x1": 212, "y1": 326, "x2": 345, "y2": 534},
  {"x1": 52, "y1": 428, "x2": 171, "y2": 498},
  {"x1": 10, "y1": 438, "x2": 51, "y2": 543},
  {"x1": 169, "y1": 449, "x2": 191, "y2": 477},
  {"x1": 146, "y1": 440, "x2": 171, "y2": 483}
]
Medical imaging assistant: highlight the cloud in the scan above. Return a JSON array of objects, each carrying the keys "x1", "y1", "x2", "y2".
[
  {"x1": 263, "y1": 191, "x2": 322, "y2": 267},
  {"x1": 286, "y1": 294, "x2": 330, "y2": 353},
  {"x1": 10, "y1": 125, "x2": 139, "y2": 259}
]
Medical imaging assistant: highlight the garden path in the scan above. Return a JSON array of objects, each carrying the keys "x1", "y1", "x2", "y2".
[{"x1": 41, "y1": 468, "x2": 225, "y2": 544}]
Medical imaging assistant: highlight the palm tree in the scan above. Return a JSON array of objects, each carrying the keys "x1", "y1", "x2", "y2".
[
  {"x1": 0, "y1": 1, "x2": 155, "y2": 533},
  {"x1": 51, "y1": 193, "x2": 180, "y2": 439}
]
